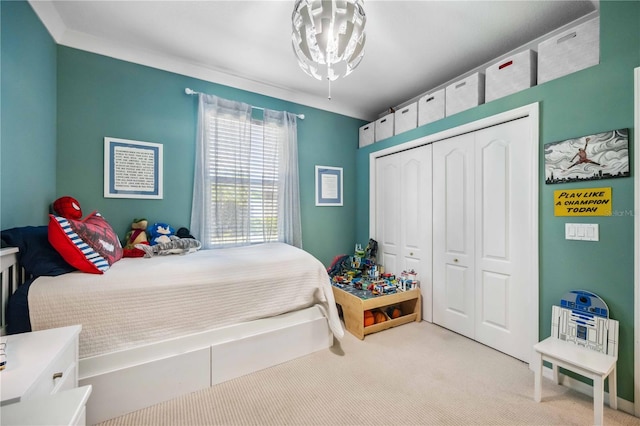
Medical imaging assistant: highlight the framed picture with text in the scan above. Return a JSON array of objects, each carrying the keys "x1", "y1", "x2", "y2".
[
  {"x1": 315, "y1": 165, "x2": 343, "y2": 206},
  {"x1": 104, "y1": 137, "x2": 163, "y2": 199}
]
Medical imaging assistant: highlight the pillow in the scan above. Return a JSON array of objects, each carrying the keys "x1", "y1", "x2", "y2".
[
  {"x1": 1, "y1": 226, "x2": 76, "y2": 277},
  {"x1": 48, "y1": 211, "x2": 123, "y2": 274}
]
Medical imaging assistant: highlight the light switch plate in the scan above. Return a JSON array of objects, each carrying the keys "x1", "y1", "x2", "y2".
[{"x1": 565, "y1": 223, "x2": 599, "y2": 241}]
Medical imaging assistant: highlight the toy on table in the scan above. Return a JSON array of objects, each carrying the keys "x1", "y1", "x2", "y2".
[
  {"x1": 364, "y1": 238, "x2": 378, "y2": 262},
  {"x1": 397, "y1": 270, "x2": 419, "y2": 291}
]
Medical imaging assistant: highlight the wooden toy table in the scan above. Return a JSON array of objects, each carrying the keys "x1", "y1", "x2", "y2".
[{"x1": 332, "y1": 286, "x2": 421, "y2": 339}]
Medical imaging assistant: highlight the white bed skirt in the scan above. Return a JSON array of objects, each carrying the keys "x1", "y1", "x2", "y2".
[{"x1": 80, "y1": 305, "x2": 333, "y2": 424}]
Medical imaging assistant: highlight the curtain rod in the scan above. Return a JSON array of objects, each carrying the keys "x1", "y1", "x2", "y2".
[{"x1": 184, "y1": 88, "x2": 304, "y2": 120}]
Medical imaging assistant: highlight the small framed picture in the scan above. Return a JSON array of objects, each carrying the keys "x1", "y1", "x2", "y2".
[
  {"x1": 315, "y1": 165, "x2": 343, "y2": 206},
  {"x1": 104, "y1": 137, "x2": 163, "y2": 199}
]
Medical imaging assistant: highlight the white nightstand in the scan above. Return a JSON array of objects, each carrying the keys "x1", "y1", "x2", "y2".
[
  {"x1": 1, "y1": 325, "x2": 82, "y2": 406},
  {"x1": 0, "y1": 386, "x2": 92, "y2": 426}
]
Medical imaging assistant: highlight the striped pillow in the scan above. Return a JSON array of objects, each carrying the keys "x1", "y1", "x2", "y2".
[{"x1": 48, "y1": 211, "x2": 123, "y2": 274}]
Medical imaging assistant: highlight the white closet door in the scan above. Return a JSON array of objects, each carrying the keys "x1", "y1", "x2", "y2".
[
  {"x1": 473, "y1": 118, "x2": 533, "y2": 362},
  {"x1": 375, "y1": 145, "x2": 433, "y2": 320},
  {"x1": 433, "y1": 117, "x2": 533, "y2": 362},
  {"x1": 399, "y1": 146, "x2": 433, "y2": 321},
  {"x1": 432, "y1": 133, "x2": 476, "y2": 339},
  {"x1": 376, "y1": 155, "x2": 401, "y2": 274}
]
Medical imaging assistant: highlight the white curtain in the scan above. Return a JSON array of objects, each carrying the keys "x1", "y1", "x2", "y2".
[
  {"x1": 265, "y1": 109, "x2": 302, "y2": 248},
  {"x1": 191, "y1": 93, "x2": 302, "y2": 249}
]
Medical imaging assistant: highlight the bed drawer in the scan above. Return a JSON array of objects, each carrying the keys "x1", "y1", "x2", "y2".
[
  {"x1": 80, "y1": 347, "x2": 211, "y2": 425},
  {"x1": 211, "y1": 311, "x2": 331, "y2": 384}
]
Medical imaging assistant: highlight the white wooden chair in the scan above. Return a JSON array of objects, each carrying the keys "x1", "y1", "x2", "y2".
[{"x1": 533, "y1": 303, "x2": 619, "y2": 426}]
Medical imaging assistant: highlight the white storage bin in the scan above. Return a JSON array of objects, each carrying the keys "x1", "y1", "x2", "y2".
[
  {"x1": 375, "y1": 113, "x2": 394, "y2": 141},
  {"x1": 359, "y1": 123, "x2": 375, "y2": 148},
  {"x1": 394, "y1": 102, "x2": 417, "y2": 135},
  {"x1": 485, "y1": 50, "x2": 537, "y2": 102},
  {"x1": 417, "y1": 89, "x2": 445, "y2": 126},
  {"x1": 538, "y1": 16, "x2": 599, "y2": 84},
  {"x1": 445, "y1": 72, "x2": 485, "y2": 116}
]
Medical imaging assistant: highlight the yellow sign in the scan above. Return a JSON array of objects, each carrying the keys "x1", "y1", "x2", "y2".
[{"x1": 554, "y1": 187, "x2": 612, "y2": 216}]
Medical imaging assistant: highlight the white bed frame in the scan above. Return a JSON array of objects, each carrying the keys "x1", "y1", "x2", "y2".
[{"x1": 0, "y1": 247, "x2": 334, "y2": 424}]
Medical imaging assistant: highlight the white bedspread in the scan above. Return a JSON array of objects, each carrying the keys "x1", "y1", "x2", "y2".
[{"x1": 29, "y1": 243, "x2": 343, "y2": 358}]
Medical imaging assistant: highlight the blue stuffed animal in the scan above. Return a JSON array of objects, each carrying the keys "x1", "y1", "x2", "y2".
[{"x1": 149, "y1": 222, "x2": 175, "y2": 245}]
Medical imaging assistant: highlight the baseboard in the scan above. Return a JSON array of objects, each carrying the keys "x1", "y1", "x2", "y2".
[{"x1": 542, "y1": 366, "x2": 635, "y2": 416}]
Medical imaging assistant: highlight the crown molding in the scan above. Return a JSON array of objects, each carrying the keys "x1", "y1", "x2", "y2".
[{"x1": 27, "y1": 1, "x2": 367, "y2": 121}]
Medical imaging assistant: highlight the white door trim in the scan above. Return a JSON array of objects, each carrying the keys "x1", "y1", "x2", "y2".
[
  {"x1": 369, "y1": 102, "x2": 539, "y2": 359},
  {"x1": 633, "y1": 66, "x2": 639, "y2": 418}
]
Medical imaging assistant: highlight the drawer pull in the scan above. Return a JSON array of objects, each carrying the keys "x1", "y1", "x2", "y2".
[
  {"x1": 557, "y1": 32, "x2": 577, "y2": 44},
  {"x1": 498, "y1": 60, "x2": 513, "y2": 70},
  {"x1": 53, "y1": 372, "x2": 63, "y2": 380}
]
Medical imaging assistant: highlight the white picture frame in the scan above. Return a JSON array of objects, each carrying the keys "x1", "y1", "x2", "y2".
[
  {"x1": 315, "y1": 165, "x2": 343, "y2": 206},
  {"x1": 104, "y1": 137, "x2": 163, "y2": 199}
]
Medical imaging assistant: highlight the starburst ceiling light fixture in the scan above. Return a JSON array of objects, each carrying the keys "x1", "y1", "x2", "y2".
[{"x1": 291, "y1": 0, "x2": 366, "y2": 99}]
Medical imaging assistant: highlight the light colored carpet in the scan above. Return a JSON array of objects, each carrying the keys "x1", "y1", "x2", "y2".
[{"x1": 98, "y1": 321, "x2": 638, "y2": 425}]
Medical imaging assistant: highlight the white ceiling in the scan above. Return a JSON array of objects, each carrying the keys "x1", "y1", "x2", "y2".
[{"x1": 30, "y1": 0, "x2": 599, "y2": 121}]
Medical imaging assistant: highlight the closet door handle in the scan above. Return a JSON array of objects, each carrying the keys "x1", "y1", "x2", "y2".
[{"x1": 453, "y1": 258, "x2": 459, "y2": 263}]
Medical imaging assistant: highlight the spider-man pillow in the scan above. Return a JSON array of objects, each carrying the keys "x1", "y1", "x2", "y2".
[{"x1": 48, "y1": 211, "x2": 123, "y2": 274}]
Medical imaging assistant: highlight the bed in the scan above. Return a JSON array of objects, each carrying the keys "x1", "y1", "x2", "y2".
[{"x1": 0, "y1": 225, "x2": 343, "y2": 424}]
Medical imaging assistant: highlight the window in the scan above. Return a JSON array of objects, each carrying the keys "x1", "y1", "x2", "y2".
[
  {"x1": 191, "y1": 93, "x2": 301, "y2": 250},
  {"x1": 207, "y1": 117, "x2": 279, "y2": 246}
]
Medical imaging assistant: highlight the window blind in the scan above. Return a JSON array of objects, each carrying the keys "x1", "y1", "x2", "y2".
[{"x1": 206, "y1": 115, "x2": 279, "y2": 246}]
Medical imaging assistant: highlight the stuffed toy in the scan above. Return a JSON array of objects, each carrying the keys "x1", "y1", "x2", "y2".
[
  {"x1": 135, "y1": 238, "x2": 201, "y2": 258},
  {"x1": 124, "y1": 218, "x2": 149, "y2": 249},
  {"x1": 149, "y1": 222, "x2": 175, "y2": 245},
  {"x1": 176, "y1": 227, "x2": 195, "y2": 239},
  {"x1": 51, "y1": 196, "x2": 82, "y2": 220},
  {"x1": 123, "y1": 218, "x2": 149, "y2": 258}
]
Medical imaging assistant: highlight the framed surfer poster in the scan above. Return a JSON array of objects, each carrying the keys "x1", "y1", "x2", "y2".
[{"x1": 544, "y1": 128, "x2": 629, "y2": 184}]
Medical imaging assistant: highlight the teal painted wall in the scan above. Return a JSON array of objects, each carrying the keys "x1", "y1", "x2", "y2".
[
  {"x1": 0, "y1": 0, "x2": 57, "y2": 229},
  {"x1": 2, "y1": 0, "x2": 639, "y2": 406},
  {"x1": 356, "y1": 1, "x2": 639, "y2": 402},
  {"x1": 55, "y1": 47, "x2": 360, "y2": 266}
]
